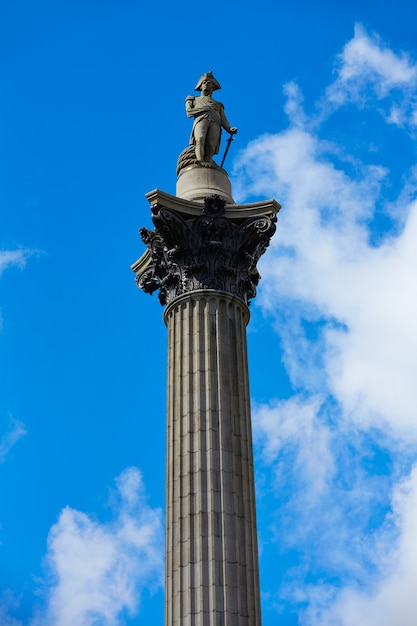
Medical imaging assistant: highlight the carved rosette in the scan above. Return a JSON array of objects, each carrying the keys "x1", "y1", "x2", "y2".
[{"x1": 136, "y1": 195, "x2": 277, "y2": 306}]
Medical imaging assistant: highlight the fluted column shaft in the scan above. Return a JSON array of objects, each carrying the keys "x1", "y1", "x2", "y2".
[{"x1": 164, "y1": 289, "x2": 261, "y2": 626}]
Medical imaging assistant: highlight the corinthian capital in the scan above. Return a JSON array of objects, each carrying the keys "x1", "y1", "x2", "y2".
[{"x1": 132, "y1": 191, "x2": 280, "y2": 307}]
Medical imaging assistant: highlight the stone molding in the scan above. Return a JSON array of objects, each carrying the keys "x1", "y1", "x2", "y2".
[{"x1": 133, "y1": 191, "x2": 279, "y2": 306}]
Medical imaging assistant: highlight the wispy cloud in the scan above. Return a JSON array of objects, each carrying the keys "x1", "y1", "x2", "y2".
[
  {"x1": 253, "y1": 397, "x2": 396, "y2": 592},
  {"x1": 0, "y1": 247, "x2": 40, "y2": 330},
  {"x1": 30, "y1": 467, "x2": 163, "y2": 626},
  {"x1": 235, "y1": 24, "x2": 417, "y2": 624},
  {"x1": 0, "y1": 591, "x2": 24, "y2": 626},
  {"x1": 0, "y1": 249, "x2": 37, "y2": 278},
  {"x1": 0, "y1": 417, "x2": 27, "y2": 464},
  {"x1": 323, "y1": 24, "x2": 417, "y2": 128},
  {"x1": 303, "y1": 465, "x2": 417, "y2": 626},
  {"x1": 0, "y1": 249, "x2": 35, "y2": 457}
]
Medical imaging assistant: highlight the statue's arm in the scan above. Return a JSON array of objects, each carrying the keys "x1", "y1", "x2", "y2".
[
  {"x1": 220, "y1": 103, "x2": 237, "y2": 134},
  {"x1": 185, "y1": 95, "x2": 195, "y2": 118}
]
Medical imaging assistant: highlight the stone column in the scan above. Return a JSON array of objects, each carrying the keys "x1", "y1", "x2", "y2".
[
  {"x1": 165, "y1": 290, "x2": 260, "y2": 626},
  {"x1": 132, "y1": 191, "x2": 279, "y2": 626}
]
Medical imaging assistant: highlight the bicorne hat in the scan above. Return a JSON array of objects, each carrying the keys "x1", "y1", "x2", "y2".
[{"x1": 194, "y1": 70, "x2": 221, "y2": 91}]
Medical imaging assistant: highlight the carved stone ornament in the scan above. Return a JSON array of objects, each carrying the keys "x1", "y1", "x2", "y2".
[{"x1": 135, "y1": 194, "x2": 277, "y2": 306}]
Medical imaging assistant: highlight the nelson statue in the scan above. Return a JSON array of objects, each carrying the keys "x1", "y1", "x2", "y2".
[{"x1": 177, "y1": 71, "x2": 237, "y2": 173}]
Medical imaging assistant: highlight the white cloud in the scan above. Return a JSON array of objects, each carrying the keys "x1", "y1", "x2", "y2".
[
  {"x1": 253, "y1": 397, "x2": 393, "y2": 588},
  {"x1": 322, "y1": 24, "x2": 417, "y2": 126},
  {"x1": 32, "y1": 467, "x2": 163, "y2": 626},
  {"x1": 235, "y1": 124, "x2": 417, "y2": 439},
  {"x1": 338, "y1": 24, "x2": 416, "y2": 90},
  {"x1": 324, "y1": 204, "x2": 417, "y2": 436},
  {"x1": 0, "y1": 417, "x2": 27, "y2": 464},
  {"x1": 0, "y1": 249, "x2": 35, "y2": 278},
  {"x1": 283, "y1": 81, "x2": 307, "y2": 128},
  {"x1": 303, "y1": 465, "x2": 417, "y2": 626},
  {"x1": 254, "y1": 396, "x2": 333, "y2": 498},
  {"x1": 0, "y1": 591, "x2": 24, "y2": 626},
  {"x1": 0, "y1": 247, "x2": 39, "y2": 330},
  {"x1": 236, "y1": 24, "x2": 417, "y2": 625}
]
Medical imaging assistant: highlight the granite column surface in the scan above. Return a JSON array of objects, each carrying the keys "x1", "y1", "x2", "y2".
[{"x1": 164, "y1": 290, "x2": 260, "y2": 626}]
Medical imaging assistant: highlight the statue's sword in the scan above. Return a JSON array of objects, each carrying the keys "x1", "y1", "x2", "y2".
[{"x1": 220, "y1": 133, "x2": 235, "y2": 168}]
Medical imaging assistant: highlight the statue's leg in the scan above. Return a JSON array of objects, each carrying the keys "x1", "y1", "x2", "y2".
[
  {"x1": 193, "y1": 119, "x2": 209, "y2": 162},
  {"x1": 205, "y1": 123, "x2": 221, "y2": 163}
]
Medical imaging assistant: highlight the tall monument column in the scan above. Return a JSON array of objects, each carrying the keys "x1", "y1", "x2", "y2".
[
  {"x1": 132, "y1": 72, "x2": 280, "y2": 626},
  {"x1": 165, "y1": 289, "x2": 259, "y2": 626}
]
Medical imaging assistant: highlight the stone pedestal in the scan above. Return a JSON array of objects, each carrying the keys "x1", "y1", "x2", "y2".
[
  {"x1": 176, "y1": 164, "x2": 234, "y2": 204},
  {"x1": 132, "y1": 190, "x2": 280, "y2": 626}
]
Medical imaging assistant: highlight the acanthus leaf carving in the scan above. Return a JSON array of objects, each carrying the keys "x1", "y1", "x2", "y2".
[{"x1": 137, "y1": 195, "x2": 277, "y2": 306}]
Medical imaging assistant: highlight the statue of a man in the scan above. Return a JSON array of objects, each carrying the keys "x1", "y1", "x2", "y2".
[{"x1": 186, "y1": 71, "x2": 237, "y2": 164}]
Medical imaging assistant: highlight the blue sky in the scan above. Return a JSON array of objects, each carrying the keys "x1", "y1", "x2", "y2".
[{"x1": 1, "y1": 1, "x2": 417, "y2": 624}]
